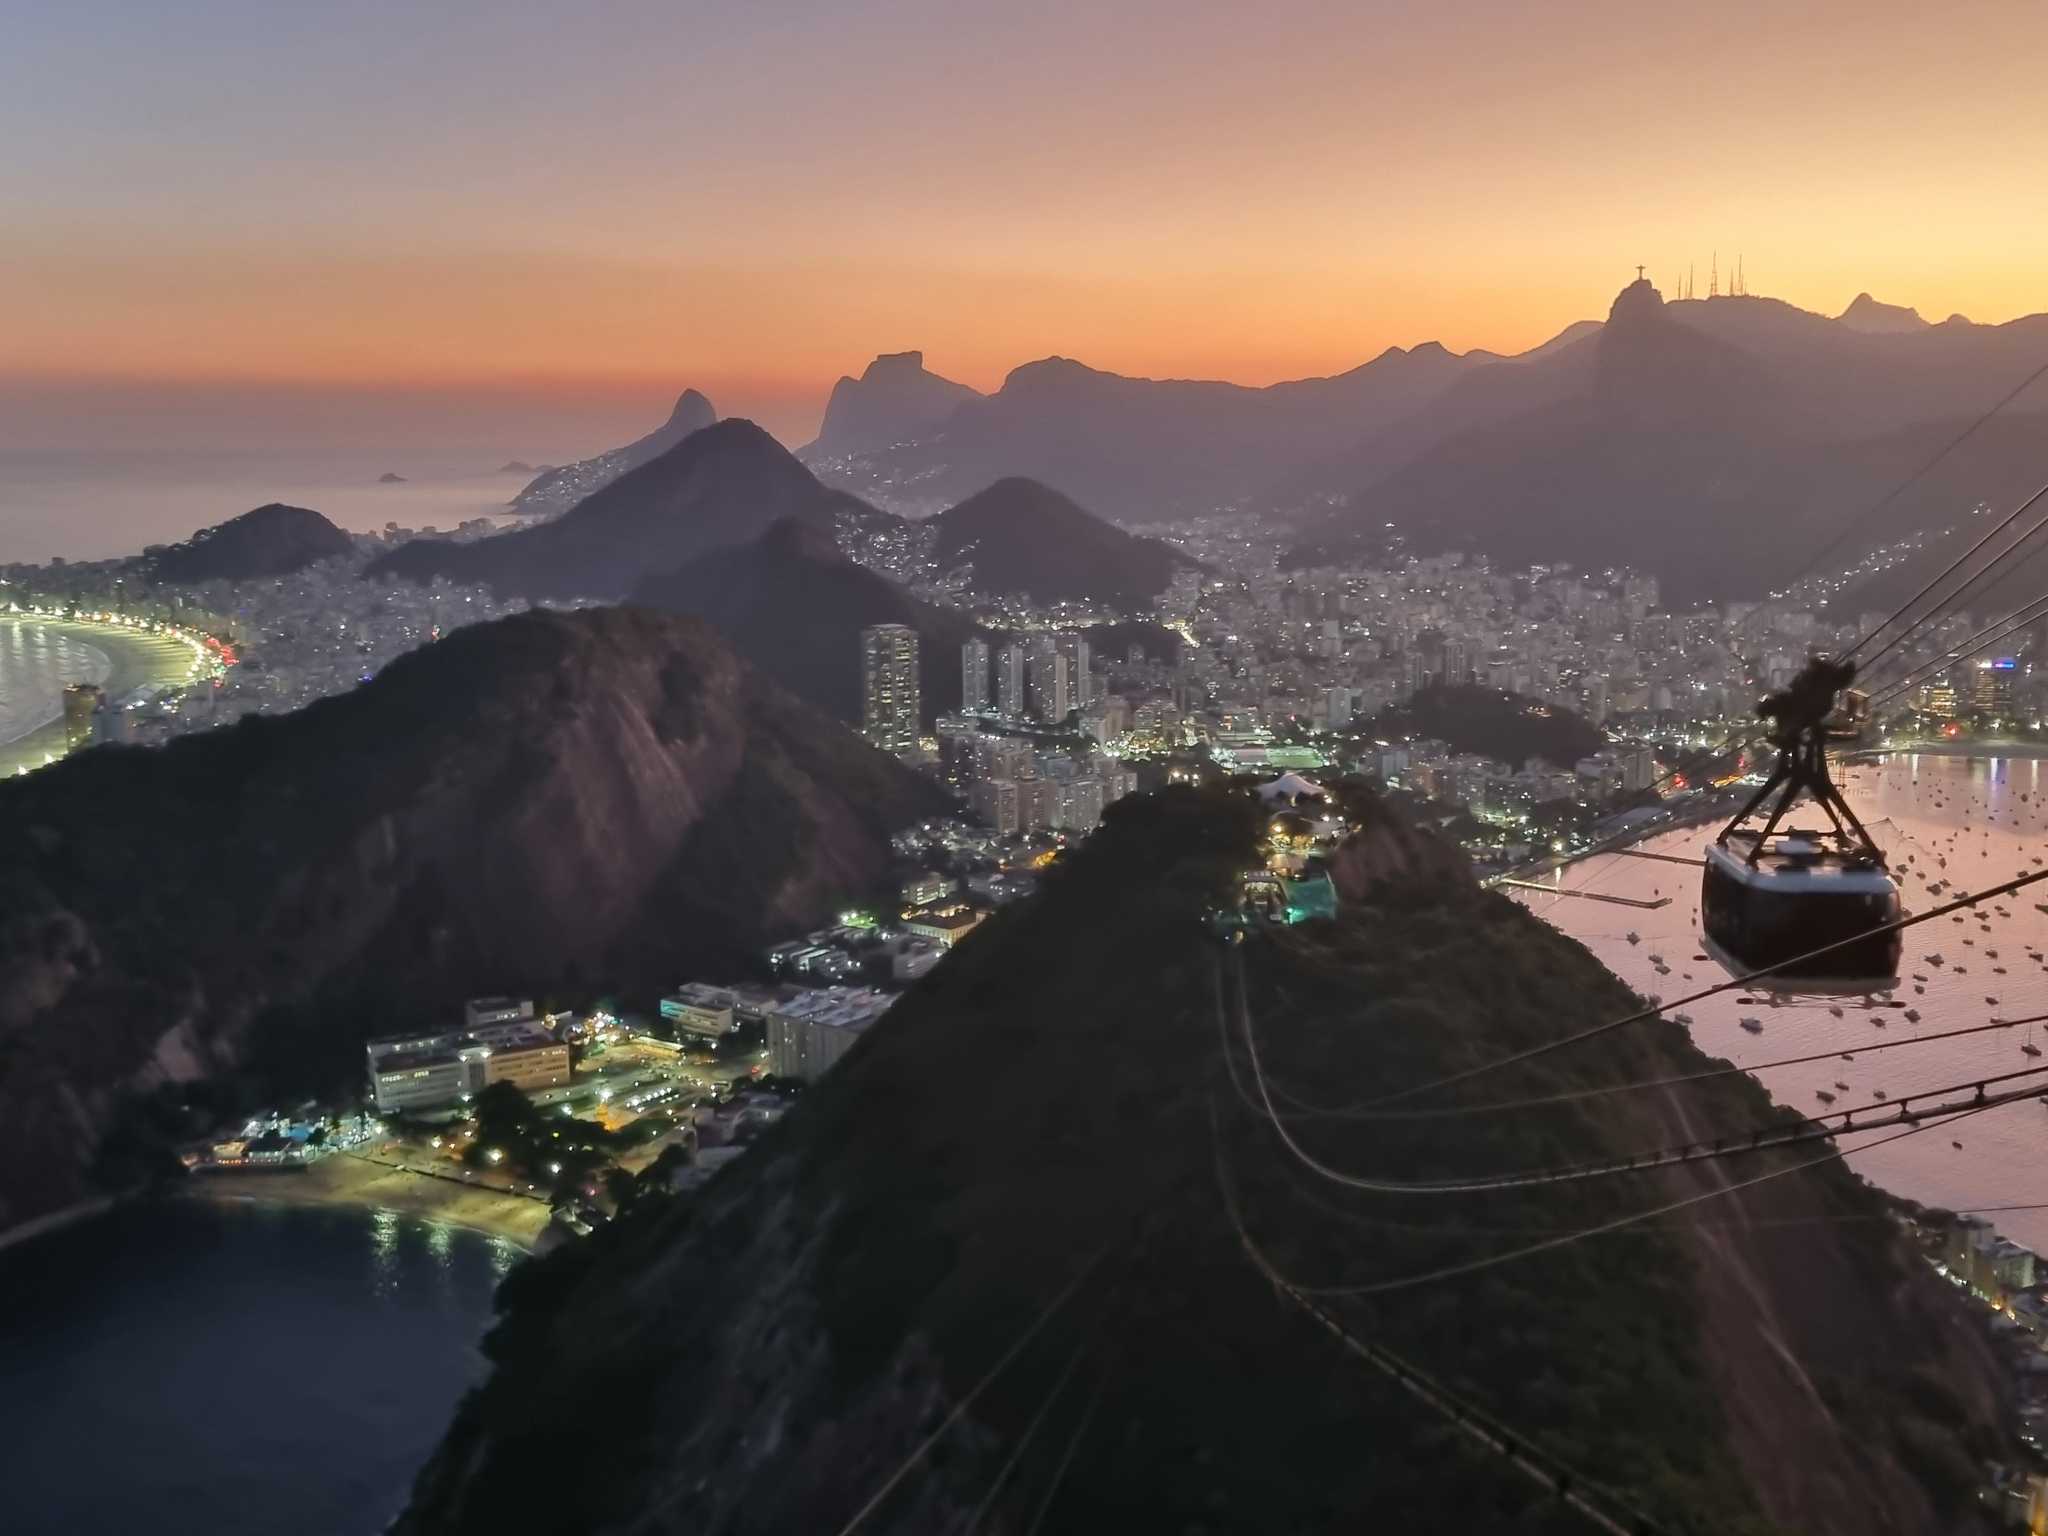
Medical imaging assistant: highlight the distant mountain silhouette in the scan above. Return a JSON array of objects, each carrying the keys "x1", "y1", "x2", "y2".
[
  {"x1": 812, "y1": 343, "x2": 1495, "y2": 515},
  {"x1": 1838, "y1": 292, "x2": 1930, "y2": 334},
  {"x1": 510, "y1": 388, "x2": 717, "y2": 516},
  {"x1": 140, "y1": 503, "x2": 354, "y2": 584},
  {"x1": 1294, "y1": 279, "x2": 2048, "y2": 599},
  {"x1": 805, "y1": 351, "x2": 980, "y2": 457},
  {"x1": 369, "y1": 419, "x2": 872, "y2": 600},
  {"x1": 635, "y1": 518, "x2": 984, "y2": 726},
  {"x1": 928, "y1": 477, "x2": 1193, "y2": 606}
]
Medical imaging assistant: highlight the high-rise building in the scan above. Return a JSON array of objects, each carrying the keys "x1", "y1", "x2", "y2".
[
  {"x1": 961, "y1": 637, "x2": 991, "y2": 713},
  {"x1": 997, "y1": 643, "x2": 1027, "y2": 719},
  {"x1": 860, "y1": 624, "x2": 920, "y2": 754},
  {"x1": 1059, "y1": 634, "x2": 1094, "y2": 709},
  {"x1": 1030, "y1": 651, "x2": 1073, "y2": 723},
  {"x1": 1975, "y1": 658, "x2": 2017, "y2": 715}
]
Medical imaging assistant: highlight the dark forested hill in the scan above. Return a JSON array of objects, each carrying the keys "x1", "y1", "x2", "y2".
[
  {"x1": 0, "y1": 607, "x2": 945, "y2": 1231},
  {"x1": 633, "y1": 518, "x2": 984, "y2": 726},
  {"x1": 140, "y1": 503, "x2": 354, "y2": 584},
  {"x1": 1368, "y1": 684, "x2": 1606, "y2": 768},
  {"x1": 392, "y1": 785, "x2": 2007, "y2": 1536},
  {"x1": 369, "y1": 420, "x2": 871, "y2": 601},
  {"x1": 928, "y1": 476, "x2": 1192, "y2": 606}
]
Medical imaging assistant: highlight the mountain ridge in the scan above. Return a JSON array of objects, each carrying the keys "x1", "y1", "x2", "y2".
[
  {"x1": 510, "y1": 388, "x2": 718, "y2": 517},
  {"x1": 369, "y1": 419, "x2": 872, "y2": 601}
]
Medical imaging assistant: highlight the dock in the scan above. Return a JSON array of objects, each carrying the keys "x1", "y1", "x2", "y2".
[{"x1": 1497, "y1": 879, "x2": 1673, "y2": 909}]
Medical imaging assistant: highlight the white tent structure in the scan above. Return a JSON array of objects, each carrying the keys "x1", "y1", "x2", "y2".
[{"x1": 1256, "y1": 771, "x2": 1326, "y2": 803}]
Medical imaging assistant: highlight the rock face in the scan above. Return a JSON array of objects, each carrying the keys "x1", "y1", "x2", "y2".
[
  {"x1": 510, "y1": 388, "x2": 718, "y2": 516},
  {"x1": 369, "y1": 419, "x2": 873, "y2": 601},
  {"x1": 140, "y1": 503, "x2": 354, "y2": 584},
  {"x1": 806, "y1": 351, "x2": 980, "y2": 458},
  {"x1": 392, "y1": 787, "x2": 2010, "y2": 1536},
  {"x1": 927, "y1": 476, "x2": 1193, "y2": 606},
  {"x1": 0, "y1": 607, "x2": 947, "y2": 1232},
  {"x1": 633, "y1": 518, "x2": 983, "y2": 726},
  {"x1": 1838, "y1": 292, "x2": 1931, "y2": 334},
  {"x1": 809, "y1": 342, "x2": 1492, "y2": 516}
]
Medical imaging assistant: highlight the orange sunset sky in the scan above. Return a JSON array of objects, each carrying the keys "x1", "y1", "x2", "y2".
[{"x1": 6, "y1": 0, "x2": 2048, "y2": 444}]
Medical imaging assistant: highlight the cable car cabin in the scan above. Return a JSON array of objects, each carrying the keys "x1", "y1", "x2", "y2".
[
  {"x1": 1702, "y1": 831, "x2": 1902, "y2": 986},
  {"x1": 1701, "y1": 656, "x2": 1901, "y2": 989}
]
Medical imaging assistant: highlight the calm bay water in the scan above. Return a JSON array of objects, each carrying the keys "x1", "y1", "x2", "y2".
[
  {"x1": 1515, "y1": 753, "x2": 2048, "y2": 1252},
  {"x1": 0, "y1": 617, "x2": 112, "y2": 744},
  {"x1": 0, "y1": 1198, "x2": 517, "y2": 1536},
  {"x1": 0, "y1": 449, "x2": 524, "y2": 565}
]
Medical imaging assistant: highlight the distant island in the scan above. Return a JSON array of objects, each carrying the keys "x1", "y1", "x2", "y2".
[
  {"x1": 496, "y1": 461, "x2": 540, "y2": 475},
  {"x1": 377, "y1": 472, "x2": 407, "y2": 484}
]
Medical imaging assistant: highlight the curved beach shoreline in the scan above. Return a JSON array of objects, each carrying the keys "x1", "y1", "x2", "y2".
[{"x1": 0, "y1": 616, "x2": 204, "y2": 777}]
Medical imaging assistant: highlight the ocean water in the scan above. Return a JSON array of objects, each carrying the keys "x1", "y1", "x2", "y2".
[
  {"x1": 0, "y1": 617, "x2": 112, "y2": 744},
  {"x1": 1515, "y1": 753, "x2": 2048, "y2": 1253},
  {"x1": 0, "y1": 449, "x2": 526, "y2": 565},
  {"x1": 0, "y1": 1198, "x2": 517, "y2": 1536}
]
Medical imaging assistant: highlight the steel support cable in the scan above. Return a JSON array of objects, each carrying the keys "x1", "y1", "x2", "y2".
[
  {"x1": 1863, "y1": 587, "x2": 2048, "y2": 701},
  {"x1": 834, "y1": 1250, "x2": 1107, "y2": 1536},
  {"x1": 1213, "y1": 1103, "x2": 1675, "y2": 1536},
  {"x1": 1017, "y1": 1365, "x2": 1109, "y2": 1536},
  {"x1": 1850, "y1": 476, "x2": 2048, "y2": 666},
  {"x1": 957, "y1": 1328, "x2": 1095, "y2": 1536},
  {"x1": 1356, "y1": 865, "x2": 2048, "y2": 1110},
  {"x1": 1242, "y1": 1098, "x2": 2006, "y2": 1299},
  {"x1": 1279, "y1": 1181, "x2": 2048, "y2": 1242},
  {"x1": 1255, "y1": 1011, "x2": 2047, "y2": 1123},
  {"x1": 1789, "y1": 356, "x2": 2048, "y2": 610},
  {"x1": 1236, "y1": 956, "x2": 2048, "y2": 1194},
  {"x1": 1863, "y1": 591, "x2": 2048, "y2": 701},
  {"x1": 1867, "y1": 591, "x2": 2048, "y2": 708}
]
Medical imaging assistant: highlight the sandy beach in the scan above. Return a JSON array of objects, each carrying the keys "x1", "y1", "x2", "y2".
[
  {"x1": 0, "y1": 616, "x2": 204, "y2": 778},
  {"x1": 186, "y1": 1151, "x2": 554, "y2": 1250}
]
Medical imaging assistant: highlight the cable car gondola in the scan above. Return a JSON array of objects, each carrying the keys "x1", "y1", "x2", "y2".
[{"x1": 1701, "y1": 656, "x2": 1901, "y2": 988}]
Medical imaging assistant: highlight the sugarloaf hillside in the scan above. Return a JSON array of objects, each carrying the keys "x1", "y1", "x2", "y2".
[
  {"x1": 0, "y1": 607, "x2": 946, "y2": 1233},
  {"x1": 633, "y1": 518, "x2": 983, "y2": 726},
  {"x1": 368, "y1": 419, "x2": 876, "y2": 601},
  {"x1": 393, "y1": 783, "x2": 2007, "y2": 1535},
  {"x1": 929, "y1": 476, "x2": 1192, "y2": 606},
  {"x1": 510, "y1": 388, "x2": 718, "y2": 516},
  {"x1": 139, "y1": 502, "x2": 354, "y2": 584}
]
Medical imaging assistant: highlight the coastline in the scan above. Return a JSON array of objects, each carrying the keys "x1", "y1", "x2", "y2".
[
  {"x1": 181, "y1": 1153, "x2": 554, "y2": 1251},
  {"x1": 0, "y1": 616, "x2": 204, "y2": 777},
  {"x1": 1866, "y1": 740, "x2": 2048, "y2": 760}
]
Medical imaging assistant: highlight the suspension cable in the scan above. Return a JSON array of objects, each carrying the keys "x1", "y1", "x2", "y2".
[
  {"x1": 1258, "y1": 1012, "x2": 2046, "y2": 1123},
  {"x1": 1850, "y1": 477, "x2": 2048, "y2": 665},
  {"x1": 1214, "y1": 1102, "x2": 1677, "y2": 1536},
  {"x1": 1235, "y1": 954, "x2": 2048, "y2": 1194},
  {"x1": 1248, "y1": 1099, "x2": 2004, "y2": 1298},
  {"x1": 1363, "y1": 865, "x2": 2048, "y2": 1109}
]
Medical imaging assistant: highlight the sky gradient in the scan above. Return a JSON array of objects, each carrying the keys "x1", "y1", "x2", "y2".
[{"x1": 6, "y1": 0, "x2": 2048, "y2": 445}]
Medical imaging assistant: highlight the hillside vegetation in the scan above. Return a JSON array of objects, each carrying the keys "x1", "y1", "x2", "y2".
[{"x1": 395, "y1": 785, "x2": 2005, "y2": 1535}]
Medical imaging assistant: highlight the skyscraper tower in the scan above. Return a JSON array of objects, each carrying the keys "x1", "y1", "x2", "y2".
[
  {"x1": 1059, "y1": 632, "x2": 1094, "y2": 709},
  {"x1": 1030, "y1": 650, "x2": 1073, "y2": 723},
  {"x1": 961, "y1": 637, "x2": 991, "y2": 713},
  {"x1": 860, "y1": 624, "x2": 920, "y2": 755},
  {"x1": 996, "y1": 642, "x2": 1027, "y2": 719}
]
